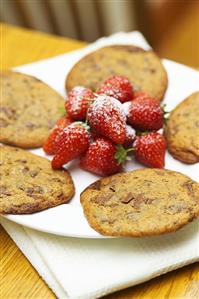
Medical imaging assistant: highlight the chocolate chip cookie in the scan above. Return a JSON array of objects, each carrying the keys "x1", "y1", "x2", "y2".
[
  {"x1": 0, "y1": 146, "x2": 75, "y2": 214},
  {"x1": 66, "y1": 45, "x2": 168, "y2": 102},
  {"x1": 164, "y1": 92, "x2": 199, "y2": 164},
  {"x1": 80, "y1": 169, "x2": 199, "y2": 237},
  {"x1": 0, "y1": 71, "x2": 64, "y2": 148}
]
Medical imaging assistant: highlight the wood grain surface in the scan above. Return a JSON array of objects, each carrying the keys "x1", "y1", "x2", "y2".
[{"x1": 0, "y1": 23, "x2": 199, "y2": 299}]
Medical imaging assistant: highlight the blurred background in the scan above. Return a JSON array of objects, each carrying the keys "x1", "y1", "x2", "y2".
[{"x1": 1, "y1": 0, "x2": 199, "y2": 68}]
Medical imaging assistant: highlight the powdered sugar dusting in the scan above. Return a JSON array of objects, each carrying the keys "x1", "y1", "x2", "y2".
[
  {"x1": 66, "y1": 86, "x2": 94, "y2": 120},
  {"x1": 122, "y1": 101, "x2": 131, "y2": 116},
  {"x1": 90, "y1": 95, "x2": 126, "y2": 120},
  {"x1": 124, "y1": 125, "x2": 136, "y2": 147},
  {"x1": 126, "y1": 124, "x2": 135, "y2": 137},
  {"x1": 87, "y1": 94, "x2": 126, "y2": 144},
  {"x1": 96, "y1": 75, "x2": 133, "y2": 103},
  {"x1": 69, "y1": 86, "x2": 86, "y2": 112},
  {"x1": 72, "y1": 86, "x2": 87, "y2": 93}
]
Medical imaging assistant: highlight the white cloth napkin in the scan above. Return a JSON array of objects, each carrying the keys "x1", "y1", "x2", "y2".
[
  {"x1": 1, "y1": 31, "x2": 199, "y2": 299},
  {"x1": 1, "y1": 218, "x2": 199, "y2": 299}
]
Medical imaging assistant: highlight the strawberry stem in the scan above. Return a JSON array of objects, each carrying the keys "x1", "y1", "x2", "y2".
[
  {"x1": 136, "y1": 131, "x2": 149, "y2": 136},
  {"x1": 75, "y1": 121, "x2": 90, "y2": 131},
  {"x1": 126, "y1": 148, "x2": 135, "y2": 153},
  {"x1": 115, "y1": 144, "x2": 132, "y2": 164}
]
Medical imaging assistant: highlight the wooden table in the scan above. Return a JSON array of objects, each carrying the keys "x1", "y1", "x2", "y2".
[{"x1": 1, "y1": 23, "x2": 199, "y2": 299}]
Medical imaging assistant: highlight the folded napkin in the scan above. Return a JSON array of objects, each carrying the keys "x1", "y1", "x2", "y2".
[
  {"x1": 1, "y1": 32, "x2": 199, "y2": 299},
  {"x1": 1, "y1": 217, "x2": 199, "y2": 299}
]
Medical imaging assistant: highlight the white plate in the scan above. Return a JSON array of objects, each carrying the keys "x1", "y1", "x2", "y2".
[{"x1": 3, "y1": 33, "x2": 199, "y2": 238}]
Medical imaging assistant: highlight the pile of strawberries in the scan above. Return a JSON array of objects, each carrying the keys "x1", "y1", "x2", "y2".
[{"x1": 43, "y1": 75, "x2": 167, "y2": 176}]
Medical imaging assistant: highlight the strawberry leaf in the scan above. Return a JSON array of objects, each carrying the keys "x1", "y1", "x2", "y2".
[{"x1": 115, "y1": 144, "x2": 130, "y2": 164}]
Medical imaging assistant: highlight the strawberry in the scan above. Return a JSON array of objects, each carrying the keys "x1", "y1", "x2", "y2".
[
  {"x1": 43, "y1": 116, "x2": 72, "y2": 155},
  {"x1": 132, "y1": 91, "x2": 150, "y2": 101},
  {"x1": 96, "y1": 75, "x2": 133, "y2": 103},
  {"x1": 80, "y1": 138, "x2": 128, "y2": 176},
  {"x1": 123, "y1": 125, "x2": 136, "y2": 148},
  {"x1": 134, "y1": 132, "x2": 166, "y2": 168},
  {"x1": 124, "y1": 93, "x2": 164, "y2": 131},
  {"x1": 51, "y1": 122, "x2": 90, "y2": 169},
  {"x1": 87, "y1": 95, "x2": 126, "y2": 144},
  {"x1": 65, "y1": 86, "x2": 94, "y2": 120},
  {"x1": 91, "y1": 131, "x2": 101, "y2": 141}
]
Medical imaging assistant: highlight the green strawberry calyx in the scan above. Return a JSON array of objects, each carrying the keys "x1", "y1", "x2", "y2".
[
  {"x1": 115, "y1": 144, "x2": 133, "y2": 164},
  {"x1": 75, "y1": 121, "x2": 90, "y2": 132}
]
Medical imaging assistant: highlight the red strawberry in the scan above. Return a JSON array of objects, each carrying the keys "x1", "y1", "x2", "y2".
[
  {"x1": 134, "y1": 132, "x2": 166, "y2": 168},
  {"x1": 51, "y1": 122, "x2": 90, "y2": 169},
  {"x1": 43, "y1": 116, "x2": 72, "y2": 155},
  {"x1": 80, "y1": 138, "x2": 128, "y2": 176},
  {"x1": 87, "y1": 95, "x2": 126, "y2": 144},
  {"x1": 65, "y1": 86, "x2": 94, "y2": 120},
  {"x1": 96, "y1": 75, "x2": 133, "y2": 103},
  {"x1": 91, "y1": 131, "x2": 101, "y2": 141},
  {"x1": 123, "y1": 125, "x2": 136, "y2": 148},
  {"x1": 124, "y1": 93, "x2": 164, "y2": 131},
  {"x1": 132, "y1": 91, "x2": 150, "y2": 101}
]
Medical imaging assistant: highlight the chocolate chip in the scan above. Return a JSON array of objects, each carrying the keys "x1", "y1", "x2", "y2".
[
  {"x1": 130, "y1": 194, "x2": 156, "y2": 209},
  {"x1": 91, "y1": 64, "x2": 101, "y2": 71},
  {"x1": 18, "y1": 185, "x2": 25, "y2": 191},
  {"x1": 182, "y1": 181, "x2": 195, "y2": 196},
  {"x1": 162, "y1": 179, "x2": 169, "y2": 183},
  {"x1": 26, "y1": 187, "x2": 34, "y2": 194},
  {"x1": 51, "y1": 177, "x2": 63, "y2": 183},
  {"x1": 166, "y1": 203, "x2": 188, "y2": 214},
  {"x1": 89, "y1": 180, "x2": 101, "y2": 190},
  {"x1": 21, "y1": 159, "x2": 27, "y2": 163},
  {"x1": 121, "y1": 192, "x2": 134, "y2": 204},
  {"x1": 15, "y1": 159, "x2": 27, "y2": 164},
  {"x1": 26, "y1": 122, "x2": 37, "y2": 129},
  {"x1": 0, "y1": 107, "x2": 16, "y2": 118},
  {"x1": 171, "y1": 124, "x2": 179, "y2": 134},
  {"x1": 109, "y1": 186, "x2": 116, "y2": 192},
  {"x1": 34, "y1": 186, "x2": 44, "y2": 194},
  {"x1": 29, "y1": 170, "x2": 39, "y2": 178},
  {"x1": 26, "y1": 186, "x2": 44, "y2": 198},
  {"x1": 118, "y1": 59, "x2": 128, "y2": 66},
  {"x1": 127, "y1": 212, "x2": 140, "y2": 220},
  {"x1": 195, "y1": 121, "x2": 199, "y2": 128},
  {"x1": 48, "y1": 119, "x2": 55, "y2": 129},
  {"x1": 182, "y1": 112, "x2": 190, "y2": 117},
  {"x1": 57, "y1": 192, "x2": 65, "y2": 201},
  {"x1": 168, "y1": 193, "x2": 178, "y2": 199},
  {"x1": 155, "y1": 170, "x2": 165, "y2": 176},
  {"x1": 99, "y1": 216, "x2": 109, "y2": 223},
  {"x1": 22, "y1": 166, "x2": 30, "y2": 173},
  {"x1": 0, "y1": 186, "x2": 11, "y2": 197},
  {"x1": 144, "y1": 180, "x2": 153, "y2": 187},
  {"x1": 92, "y1": 193, "x2": 113, "y2": 205}
]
